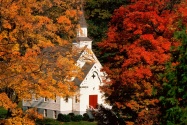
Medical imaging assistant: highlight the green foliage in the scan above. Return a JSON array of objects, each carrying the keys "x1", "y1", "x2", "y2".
[
  {"x1": 57, "y1": 113, "x2": 71, "y2": 122},
  {"x1": 82, "y1": 113, "x2": 89, "y2": 121},
  {"x1": 36, "y1": 118, "x2": 63, "y2": 125},
  {"x1": 94, "y1": 105, "x2": 125, "y2": 125},
  {"x1": 57, "y1": 113, "x2": 83, "y2": 122},
  {"x1": 68, "y1": 112, "x2": 75, "y2": 120},
  {"x1": 71, "y1": 115, "x2": 83, "y2": 122},
  {"x1": 160, "y1": 27, "x2": 187, "y2": 125},
  {"x1": 67, "y1": 113, "x2": 83, "y2": 122},
  {"x1": 0, "y1": 107, "x2": 7, "y2": 118}
]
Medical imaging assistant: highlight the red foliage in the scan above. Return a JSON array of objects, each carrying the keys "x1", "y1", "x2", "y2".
[{"x1": 99, "y1": 0, "x2": 183, "y2": 124}]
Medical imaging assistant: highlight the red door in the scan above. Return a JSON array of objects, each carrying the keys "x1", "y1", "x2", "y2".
[{"x1": 89, "y1": 95, "x2": 98, "y2": 109}]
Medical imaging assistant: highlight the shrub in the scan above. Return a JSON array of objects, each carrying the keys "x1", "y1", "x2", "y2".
[
  {"x1": 71, "y1": 115, "x2": 83, "y2": 122},
  {"x1": 68, "y1": 113, "x2": 75, "y2": 120},
  {"x1": 94, "y1": 104, "x2": 125, "y2": 125},
  {"x1": 57, "y1": 113, "x2": 71, "y2": 122},
  {"x1": 68, "y1": 113, "x2": 75, "y2": 117},
  {"x1": 83, "y1": 113, "x2": 89, "y2": 121},
  {"x1": 57, "y1": 113, "x2": 63, "y2": 121},
  {"x1": 88, "y1": 118, "x2": 94, "y2": 122}
]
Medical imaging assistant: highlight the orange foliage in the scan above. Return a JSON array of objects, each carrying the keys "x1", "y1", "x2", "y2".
[
  {"x1": 0, "y1": 93, "x2": 17, "y2": 109},
  {"x1": 1, "y1": 108, "x2": 43, "y2": 125},
  {"x1": 0, "y1": 0, "x2": 82, "y2": 123}
]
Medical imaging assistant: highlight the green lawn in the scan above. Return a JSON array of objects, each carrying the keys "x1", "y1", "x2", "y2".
[
  {"x1": 36, "y1": 118, "x2": 97, "y2": 125},
  {"x1": 62, "y1": 121, "x2": 97, "y2": 125}
]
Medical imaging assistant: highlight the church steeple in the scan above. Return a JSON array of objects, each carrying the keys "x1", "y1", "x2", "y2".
[
  {"x1": 77, "y1": 0, "x2": 88, "y2": 37},
  {"x1": 74, "y1": 0, "x2": 92, "y2": 49}
]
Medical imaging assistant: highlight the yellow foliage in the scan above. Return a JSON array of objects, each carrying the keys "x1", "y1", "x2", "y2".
[
  {"x1": 0, "y1": 93, "x2": 17, "y2": 109},
  {"x1": 0, "y1": 0, "x2": 81, "y2": 123},
  {"x1": 2, "y1": 108, "x2": 43, "y2": 125}
]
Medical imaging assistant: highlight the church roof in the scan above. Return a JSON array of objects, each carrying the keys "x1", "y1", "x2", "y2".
[
  {"x1": 41, "y1": 46, "x2": 70, "y2": 63},
  {"x1": 72, "y1": 45, "x2": 87, "y2": 60},
  {"x1": 73, "y1": 62, "x2": 95, "y2": 86},
  {"x1": 41, "y1": 46, "x2": 95, "y2": 87}
]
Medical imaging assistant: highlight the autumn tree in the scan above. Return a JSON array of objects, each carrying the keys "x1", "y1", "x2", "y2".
[
  {"x1": 98, "y1": 0, "x2": 182, "y2": 124},
  {"x1": 0, "y1": 0, "x2": 82, "y2": 124}
]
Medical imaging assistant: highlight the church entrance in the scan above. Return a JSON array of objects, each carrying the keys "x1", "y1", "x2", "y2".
[{"x1": 89, "y1": 95, "x2": 98, "y2": 109}]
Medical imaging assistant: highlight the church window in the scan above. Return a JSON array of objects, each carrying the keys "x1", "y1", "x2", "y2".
[
  {"x1": 65, "y1": 97, "x2": 68, "y2": 103},
  {"x1": 44, "y1": 97, "x2": 48, "y2": 102},
  {"x1": 53, "y1": 111, "x2": 57, "y2": 119},
  {"x1": 75, "y1": 96, "x2": 78, "y2": 103},
  {"x1": 44, "y1": 109, "x2": 47, "y2": 117}
]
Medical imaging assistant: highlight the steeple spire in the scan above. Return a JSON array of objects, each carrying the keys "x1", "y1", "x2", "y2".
[
  {"x1": 79, "y1": 0, "x2": 87, "y2": 28},
  {"x1": 77, "y1": 0, "x2": 88, "y2": 37}
]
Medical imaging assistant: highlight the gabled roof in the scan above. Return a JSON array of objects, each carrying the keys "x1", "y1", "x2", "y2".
[
  {"x1": 41, "y1": 46, "x2": 71, "y2": 64},
  {"x1": 73, "y1": 62, "x2": 94, "y2": 86},
  {"x1": 72, "y1": 45, "x2": 87, "y2": 61},
  {"x1": 42, "y1": 46, "x2": 70, "y2": 56},
  {"x1": 41, "y1": 46, "x2": 95, "y2": 86},
  {"x1": 42, "y1": 45, "x2": 87, "y2": 62}
]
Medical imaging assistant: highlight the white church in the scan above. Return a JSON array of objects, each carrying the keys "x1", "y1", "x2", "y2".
[{"x1": 22, "y1": 9, "x2": 108, "y2": 119}]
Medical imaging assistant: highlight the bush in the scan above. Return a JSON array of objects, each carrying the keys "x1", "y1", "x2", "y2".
[
  {"x1": 68, "y1": 113, "x2": 75, "y2": 120},
  {"x1": 68, "y1": 113, "x2": 75, "y2": 117},
  {"x1": 88, "y1": 118, "x2": 95, "y2": 122},
  {"x1": 83, "y1": 113, "x2": 89, "y2": 121},
  {"x1": 71, "y1": 115, "x2": 83, "y2": 122},
  {"x1": 57, "y1": 113, "x2": 71, "y2": 122},
  {"x1": 94, "y1": 104, "x2": 125, "y2": 125},
  {"x1": 57, "y1": 113, "x2": 63, "y2": 121}
]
